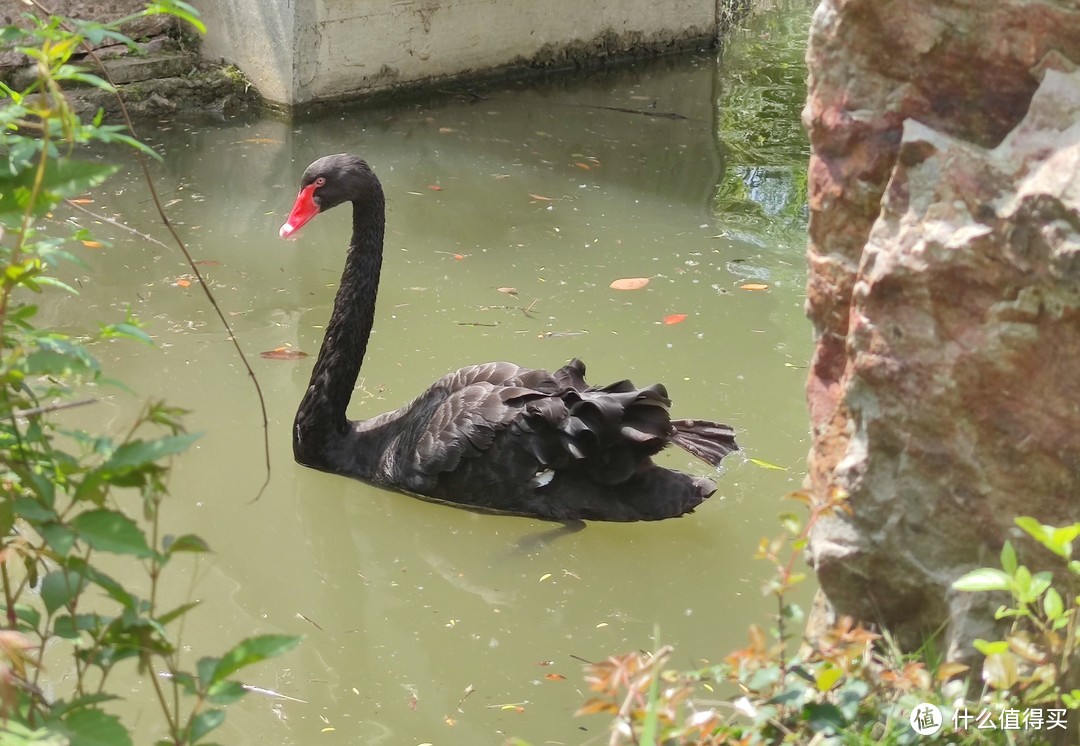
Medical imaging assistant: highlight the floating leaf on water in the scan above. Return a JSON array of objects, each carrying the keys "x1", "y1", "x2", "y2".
[
  {"x1": 595, "y1": 622, "x2": 609, "y2": 628},
  {"x1": 242, "y1": 137, "x2": 282, "y2": 144},
  {"x1": 260, "y1": 347, "x2": 309, "y2": 361},
  {"x1": 173, "y1": 279, "x2": 191, "y2": 288},
  {"x1": 69, "y1": 198, "x2": 94, "y2": 204},
  {"x1": 749, "y1": 457, "x2": 788, "y2": 471},
  {"x1": 194, "y1": 259, "x2": 221, "y2": 267},
  {"x1": 663, "y1": 313, "x2": 687, "y2": 325},
  {"x1": 528, "y1": 193, "x2": 553, "y2": 201},
  {"x1": 740, "y1": 283, "x2": 769, "y2": 291},
  {"x1": 453, "y1": 254, "x2": 464, "y2": 260},
  {"x1": 574, "y1": 162, "x2": 591, "y2": 170},
  {"x1": 537, "y1": 660, "x2": 554, "y2": 666},
  {"x1": 544, "y1": 673, "x2": 566, "y2": 681},
  {"x1": 320, "y1": 727, "x2": 336, "y2": 733},
  {"x1": 576, "y1": 698, "x2": 619, "y2": 716},
  {"x1": 539, "y1": 573, "x2": 551, "y2": 582},
  {"x1": 438, "y1": 127, "x2": 456, "y2": 133},
  {"x1": 81, "y1": 240, "x2": 103, "y2": 249},
  {"x1": 610, "y1": 277, "x2": 649, "y2": 290},
  {"x1": 428, "y1": 184, "x2": 443, "y2": 191},
  {"x1": 497, "y1": 287, "x2": 518, "y2": 295}
]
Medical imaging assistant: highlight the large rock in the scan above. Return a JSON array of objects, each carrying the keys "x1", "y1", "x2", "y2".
[{"x1": 803, "y1": 0, "x2": 1080, "y2": 661}]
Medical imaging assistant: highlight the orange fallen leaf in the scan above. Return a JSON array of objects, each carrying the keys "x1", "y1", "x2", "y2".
[
  {"x1": 544, "y1": 673, "x2": 566, "y2": 681},
  {"x1": 609, "y1": 277, "x2": 649, "y2": 290},
  {"x1": 740, "y1": 283, "x2": 769, "y2": 291},
  {"x1": 173, "y1": 279, "x2": 191, "y2": 288},
  {"x1": 260, "y1": 347, "x2": 309, "y2": 361},
  {"x1": 663, "y1": 313, "x2": 687, "y2": 325},
  {"x1": 428, "y1": 184, "x2": 443, "y2": 191},
  {"x1": 497, "y1": 287, "x2": 518, "y2": 295},
  {"x1": 69, "y1": 198, "x2": 94, "y2": 204},
  {"x1": 576, "y1": 698, "x2": 620, "y2": 716},
  {"x1": 453, "y1": 254, "x2": 464, "y2": 260},
  {"x1": 574, "y1": 162, "x2": 591, "y2": 170},
  {"x1": 528, "y1": 193, "x2": 553, "y2": 202},
  {"x1": 81, "y1": 240, "x2": 103, "y2": 249}
]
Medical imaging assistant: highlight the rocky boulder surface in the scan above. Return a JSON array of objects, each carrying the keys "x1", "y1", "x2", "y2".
[{"x1": 802, "y1": 0, "x2": 1080, "y2": 660}]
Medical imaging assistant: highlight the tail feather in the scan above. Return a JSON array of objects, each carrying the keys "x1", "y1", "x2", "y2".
[{"x1": 669, "y1": 419, "x2": 739, "y2": 467}]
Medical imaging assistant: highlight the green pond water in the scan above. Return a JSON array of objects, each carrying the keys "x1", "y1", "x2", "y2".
[{"x1": 46, "y1": 3, "x2": 813, "y2": 743}]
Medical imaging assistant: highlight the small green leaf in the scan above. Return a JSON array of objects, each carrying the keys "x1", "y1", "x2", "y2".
[
  {"x1": 1014, "y1": 517, "x2": 1078, "y2": 558},
  {"x1": 1043, "y1": 587, "x2": 1064, "y2": 621},
  {"x1": 41, "y1": 570, "x2": 84, "y2": 615},
  {"x1": 157, "y1": 600, "x2": 201, "y2": 626},
  {"x1": 1029, "y1": 571, "x2": 1053, "y2": 600},
  {"x1": 70, "y1": 509, "x2": 154, "y2": 558},
  {"x1": 1000, "y1": 540, "x2": 1017, "y2": 576},
  {"x1": 815, "y1": 665, "x2": 843, "y2": 692},
  {"x1": 972, "y1": 638, "x2": 1009, "y2": 656},
  {"x1": 58, "y1": 707, "x2": 132, "y2": 746},
  {"x1": 163, "y1": 533, "x2": 211, "y2": 554},
  {"x1": 103, "y1": 432, "x2": 200, "y2": 471},
  {"x1": 145, "y1": 0, "x2": 207, "y2": 34},
  {"x1": 952, "y1": 568, "x2": 1012, "y2": 593},
  {"x1": 748, "y1": 457, "x2": 787, "y2": 471},
  {"x1": 189, "y1": 708, "x2": 225, "y2": 743},
  {"x1": 803, "y1": 702, "x2": 846, "y2": 733},
  {"x1": 205, "y1": 680, "x2": 247, "y2": 706},
  {"x1": 208, "y1": 634, "x2": 301, "y2": 685},
  {"x1": 197, "y1": 656, "x2": 221, "y2": 692}
]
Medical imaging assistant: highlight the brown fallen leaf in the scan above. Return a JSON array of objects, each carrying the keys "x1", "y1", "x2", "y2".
[
  {"x1": 740, "y1": 283, "x2": 769, "y2": 291},
  {"x1": 576, "y1": 698, "x2": 619, "y2": 716},
  {"x1": 260, "y1": 347, "x2": 309, "y2": 360},
  {"x1": 544, "y1": 673, "x2": 566, "y2": 681},
  {"x1": 528, "y1": 193, "x2": 553, "y2": 202},
  {"x1": 609, "y1": 277, "x2": 650, "y2": 290},
  {"x1": 69, "y1": 198, "x2": 94, "y2": 204},
  {"x1": 81, "y1": 240, "x2": 103, "y2": 249},
  {"x1": 574, "y1": 162, "x2": 591, "y2": 170}
]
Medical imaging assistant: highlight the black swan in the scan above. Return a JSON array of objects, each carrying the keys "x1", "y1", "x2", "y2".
[{"x1": 280, "y1": 153, "x2": 739, "y2": 521}]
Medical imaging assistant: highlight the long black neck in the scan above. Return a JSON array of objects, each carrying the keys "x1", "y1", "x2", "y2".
[{"x1": 293, "y1": 185, "x2": 385, "y2": 467}]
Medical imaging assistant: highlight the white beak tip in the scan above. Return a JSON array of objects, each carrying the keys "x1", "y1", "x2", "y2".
[{"x1": 279, "y1": 222, "x2": 295, "y2": 239}]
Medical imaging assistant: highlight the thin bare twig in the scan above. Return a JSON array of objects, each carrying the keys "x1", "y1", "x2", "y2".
[{"x1": 12, "y1": 397, "x2": 96, "y2": 418}]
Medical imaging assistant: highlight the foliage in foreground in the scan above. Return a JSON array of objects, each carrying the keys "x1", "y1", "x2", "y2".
[
  {"x1": 0, "y1": 4, "x2": 297, "y2": 745},
  {"x1": 565, "y1": 490, "x2": 1079, "y2": 745}
]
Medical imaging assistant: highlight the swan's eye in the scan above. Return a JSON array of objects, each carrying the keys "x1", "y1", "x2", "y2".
[{"x1": 314, "y1": 177, "x2": 326, "y2": 187}]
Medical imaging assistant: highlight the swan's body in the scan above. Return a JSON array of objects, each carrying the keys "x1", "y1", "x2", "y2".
[{"x1": 281, "y1": 154, "x2": 738, "y2": 521}]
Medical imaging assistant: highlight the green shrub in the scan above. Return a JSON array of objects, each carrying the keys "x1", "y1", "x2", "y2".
[
  {"x1": 0, "y1": 4, "x2": 298, "y2": 744},
  {"x1": 565, "y1": 492, "x2": 1078, "y2": 744}
]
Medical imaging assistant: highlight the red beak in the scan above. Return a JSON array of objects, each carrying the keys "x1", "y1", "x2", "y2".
[{"x1": 279, "y1": 182, "x2": 320, "y2": 239}]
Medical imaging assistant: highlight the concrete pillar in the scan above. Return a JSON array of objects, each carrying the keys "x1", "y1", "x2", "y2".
[{"x1": 195, "y1": 0, "x2": 718, "y2": 107}]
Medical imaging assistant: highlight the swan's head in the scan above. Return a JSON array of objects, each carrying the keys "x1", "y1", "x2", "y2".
[{"x1": 279, "y1": 154, "x2": 379, "y2": 239}]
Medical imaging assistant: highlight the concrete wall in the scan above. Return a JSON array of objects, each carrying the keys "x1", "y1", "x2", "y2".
[{"x1": 197, "y1": 0, "x2": 719, "y2": 107}]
